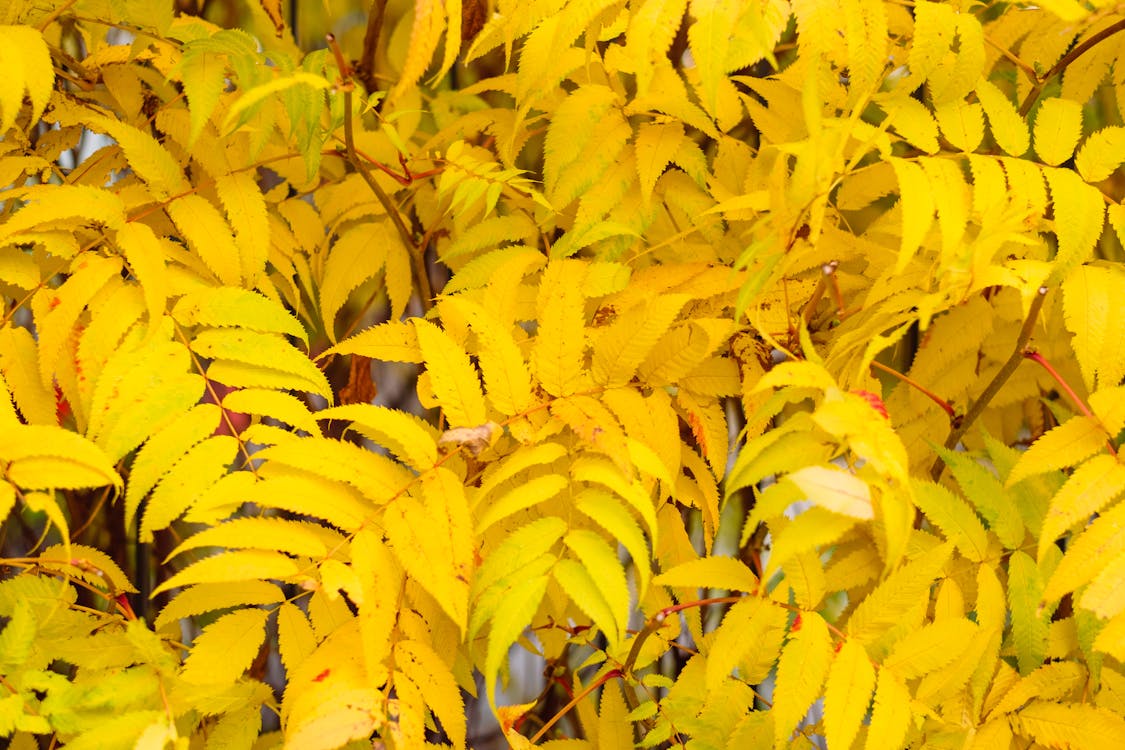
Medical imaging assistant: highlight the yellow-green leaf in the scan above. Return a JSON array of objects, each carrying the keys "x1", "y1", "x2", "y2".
[
  {"x1": 864, "y1": 667, "x2": 911, "y2": 750},
  {"x1": 773, "y1": 611, "x2": 832, "y2": 749},
  {"x1": 1034, "y1": 98, "x2": 1084, "y2": 167},
  {"x1": 181, "y1": 608, "x2": 269, "y2": 684},
  {"x1": 414, "y1": 319, "x2": 487, "y2": 428},
  {"x1": 824, "y1": 638, "x2": 876, "y2": 750}
]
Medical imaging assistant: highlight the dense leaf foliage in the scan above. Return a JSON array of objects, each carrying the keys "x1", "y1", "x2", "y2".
[{"x1": 2, "y1": 0, "x2": 1125, "y2": 747}]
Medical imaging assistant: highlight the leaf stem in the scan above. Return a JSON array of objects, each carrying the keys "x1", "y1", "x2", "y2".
[
  {"x1": 1024, "y1": 350, "x2": 1117, "y2": 457},
  {"x1": 870, "y1": 360, "x2": 956, "y2": 419},
  {"x1": 931, "y1": 286, "x2": 1048, "y2": 481},
  {"x1": 355, "y1": 0, "x2": 388, "y2": 97},
  {"x1": 340, "y1": 86, "x2": 433, "y2": 311},
  {"x1": 1019, "y1": 19, "x2": 1125, "y2": 117},
  {"x1": 529, "y1": 668, "x2": 622, "y2": 744}
]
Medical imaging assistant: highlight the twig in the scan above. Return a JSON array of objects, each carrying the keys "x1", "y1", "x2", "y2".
[
  {"x1": 355, "y1": 0, "x2": 388, "y2": 97},
  {"x1": 930, "y1": 286, "x2": 1048, "y2": 480},
  {"x1": 871, "y1": 360, "x2": 956, "y2": 419},
  {"x1": 1019, "y1": 19, "x2": 1125, "y2": 117},
  {"x1": 327, "y1": 34, "x2": 433, "y2": 312},
  {"x1": 1025, "y1": 350, "x2": 1117, "y2": 458}
]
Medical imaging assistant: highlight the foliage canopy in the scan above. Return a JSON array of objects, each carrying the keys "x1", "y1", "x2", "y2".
[{"x1": 2, "y1": 0, "x2": 1125, "y2": 747}]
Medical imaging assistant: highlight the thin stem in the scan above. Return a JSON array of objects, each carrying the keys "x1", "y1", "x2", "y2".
[
  {"x1": 355, "y1": 0, "x2": 388, "y2": 96},
  {"x1": 1025, "y1": 350, "x2": 1117, "y2": 457},
  {"x1": 529, "y1": 669, "x2": 622, "y2": 744},
  {"x1": 340, "y1": 85, "x2": 433, "y2": 311},
  {"x1": 871, "y1": 360, "x2": 956, "y2": 419},
  {"x1": 1019, "y1": 19, "x2": 1125, "y2": 117},
  {"x1": 931, "y1": 286, "x2": 1048, "y2": 481}
]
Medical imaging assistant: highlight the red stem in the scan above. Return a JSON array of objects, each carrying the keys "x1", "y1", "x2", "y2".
[{"x1": 1025, "y1": 350, "x2": 1117, "y2": 457}]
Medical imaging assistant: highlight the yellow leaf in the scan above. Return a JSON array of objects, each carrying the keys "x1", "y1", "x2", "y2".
[
  {"x1": 153, "y1": 550, "x2": 299, "y2": 596},
  {"x1": 193, "y1": 329, "x2": 331, "y2": 399},
  {"x1": 655, "y1": 554, "x2": 758, "y2": 593},
  {"x1": 933, "y1": 98, "x2": 984, "y2": 152},
  {"x1": 773, "y1": 611, "x2": 832, "y2": 749},
  {"x1": 38, "y1": 542, "x2": 137, "y2": 594},
  {"x1": 592, "y1": 294, "x2": 688, "y2": 387},
  {"x1": 323, "y1": 320, "x2": 421, "y2": 363},
  {"x1": 911, "y1": 480, "x2": 989, "y2": 563},
  {"x1": 485, "y1": 575, "x2": 549, "y2": 708},
  {"x1": 90, "y1": 116, "x2": 189, "y2": 199},
  {"x1": 0, "y1": 325, "x2": 56, "y2": 425},
  {"x1": 882, "y1": 617, "x2": 976, "y2": 679},
  {"x1": 223, "y1": 388, "x2": 321, "y2": 436},
  {"x1": 766, "y1": 508, "x2": 858, "y2": 577},
  {"x1": 441, "y1": 296, "x2": 533, "y2": 416},
  {"x1": 1008, "y1": 551, "x2": 1049, "y2": 675},
  {"x1": 169, "y1": 517, "x2": 330, "y2": 560},
  {"x1": 883, "y1": 95, "x2": 939, "y2": 154},
  {"x1": 222, "y1": 71, "x2": 331, "y2": 132},
  {"x1": 1008, "y1": 415, "x2": 1109, "y2": 486},
  {"x1": 385, "y1": 468, "x2": 473, "y2": 631},
  {"x1": 0, "y1": 185, "x2": 125, "y2": 244},
  {"x1": 318, "y1": 403, "x2": 437, "y2": 469},
  {"x1": 155, "y1": 581, "x2": 283, "y2": 630},
  {"x1": 414, "y1": 318, "x2": 487, "y2": 428},
  {"x1": 635, "y1": 121, "x2": 689, "y2": 205},
  {"x1": 139, "y1": 434, "x2": 238, "y2": 539},
  {"x1": 319, "y1": 226, "x2": 387, "y2": 342},
  {"x1": 987, "y1": 662, "x2": 1087, "y2": 717},
  {"x1": 1075, "y1": 126, "x2": 1125, "y2": 183},
  {"x1": 847, "y1": 543, "x2": 953, "y2": 644},
  {"x1": 1063, "y1": 264, "x2": 1125, "y2": 391},
  {"x1": 394, "y1": 640, "x2": 466, "y2": 749},
  {"x1": 566, "y1": 529, "x2": 631, "y2": 641},
  {"x1": 475, "y1": 473, "x2": 567, "y2": 534},
  {"x1": 864, "y1": 667, "x2": 911, "y2": 750},
  {"x1": 1090, "y1": 386, "x2": 1125, "y2": 437},
  {"x1": 115, "y1": 223, "x2": 168, "y2": 331},
  {"x1": 889, "y1": 158, "x2": 935, "y2": 271},
  {"x1": 542, "y1": 85, "x2": 631, "y2": 209},
  {"x1": 824, "y1": 638, "x2": 876, "y2": 750},
  {"x1": 216, "y1": 172, "x2": 270, "y2": 286},
  {"x1": 35, "y1": 255, "x2": 121, "y2": 391},
  {"x1": 576, "y1": 488, "x2": 652, "y2": 597},
  {"x1": 166, "y1": 194, "x2": 243, "y2": 286},
  {"x1": 1045, "y1": 501, "x2": 1125, "y2": 602},
  {"x1": 0, "y1": 25, "x2": 53, "y2": 133},
  {"x1": 181, "y1": 608, "x2": 268, "y2": 684},
  {"x1": 1039, "y1": 454, "x2": 1125, "y2": 558},
  {"x1": 1034, "y1": 97, "x2": 1084, "y2": 166},
  {"x1": 173, "y1": 287, "x2": 306, "y2": 343},
  {"x1": 1045, "y1": 169, "x2": 1105, "y2": 283},
  {"x1": 0, "y1": 424, "x2": 121, "y2": 490},
  {"x1": 389, "y1": 0, "x2": 446, "y2": 103},
  {"x1": 787, "y1": 465, "x2": 873, "y2": 519},
  {"x1": 921, "y1": 156, "x2": 969, "y2": 263},
  {"x1": 532, "y1": 260, "x2": 590, "y2": 396},
  {"x1": 257, "y1": 436, "x2": 412, "y2": 504},
  {"x1": 1078, "y1": 552, "x2": 1125, "y2": 618},
  {"x1": 976, "y1": 79, "x2": 1029, "y2": 157},
  {"x1": 1011, "y1": 701, "x2": 1125, "y2": 749},
  {"x1": 704, "y1": 597, "x2": 788, "y2": 693},
  {"x1": 119, "y1": 400, "x2": 216, "y2": 522},
  {"x1": 1093, "y1": 611, "x2": 1125, "y2": 661},
  {"x1": 598, "y1": 681, "x2": 633, "y2": 750}
]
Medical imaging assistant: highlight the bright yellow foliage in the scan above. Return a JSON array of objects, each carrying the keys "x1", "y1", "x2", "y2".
[{"x1": 1, "y1": 0, "x2": 1125, "y2": 748}]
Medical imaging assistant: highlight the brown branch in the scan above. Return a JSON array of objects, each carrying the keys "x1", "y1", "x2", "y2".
[
  {"x1": 355, "y1": 0, "x2": 388, "y2": 97},
  {"x1": 930, "y1": 286, "x2": 1048, "y2": 481},
  {"x1": 1019, "y1": 19, "x2": 1125, "y2": 117},
  {"x1": 341, "y1": 86, "x2": 433, "y2": 312}
]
